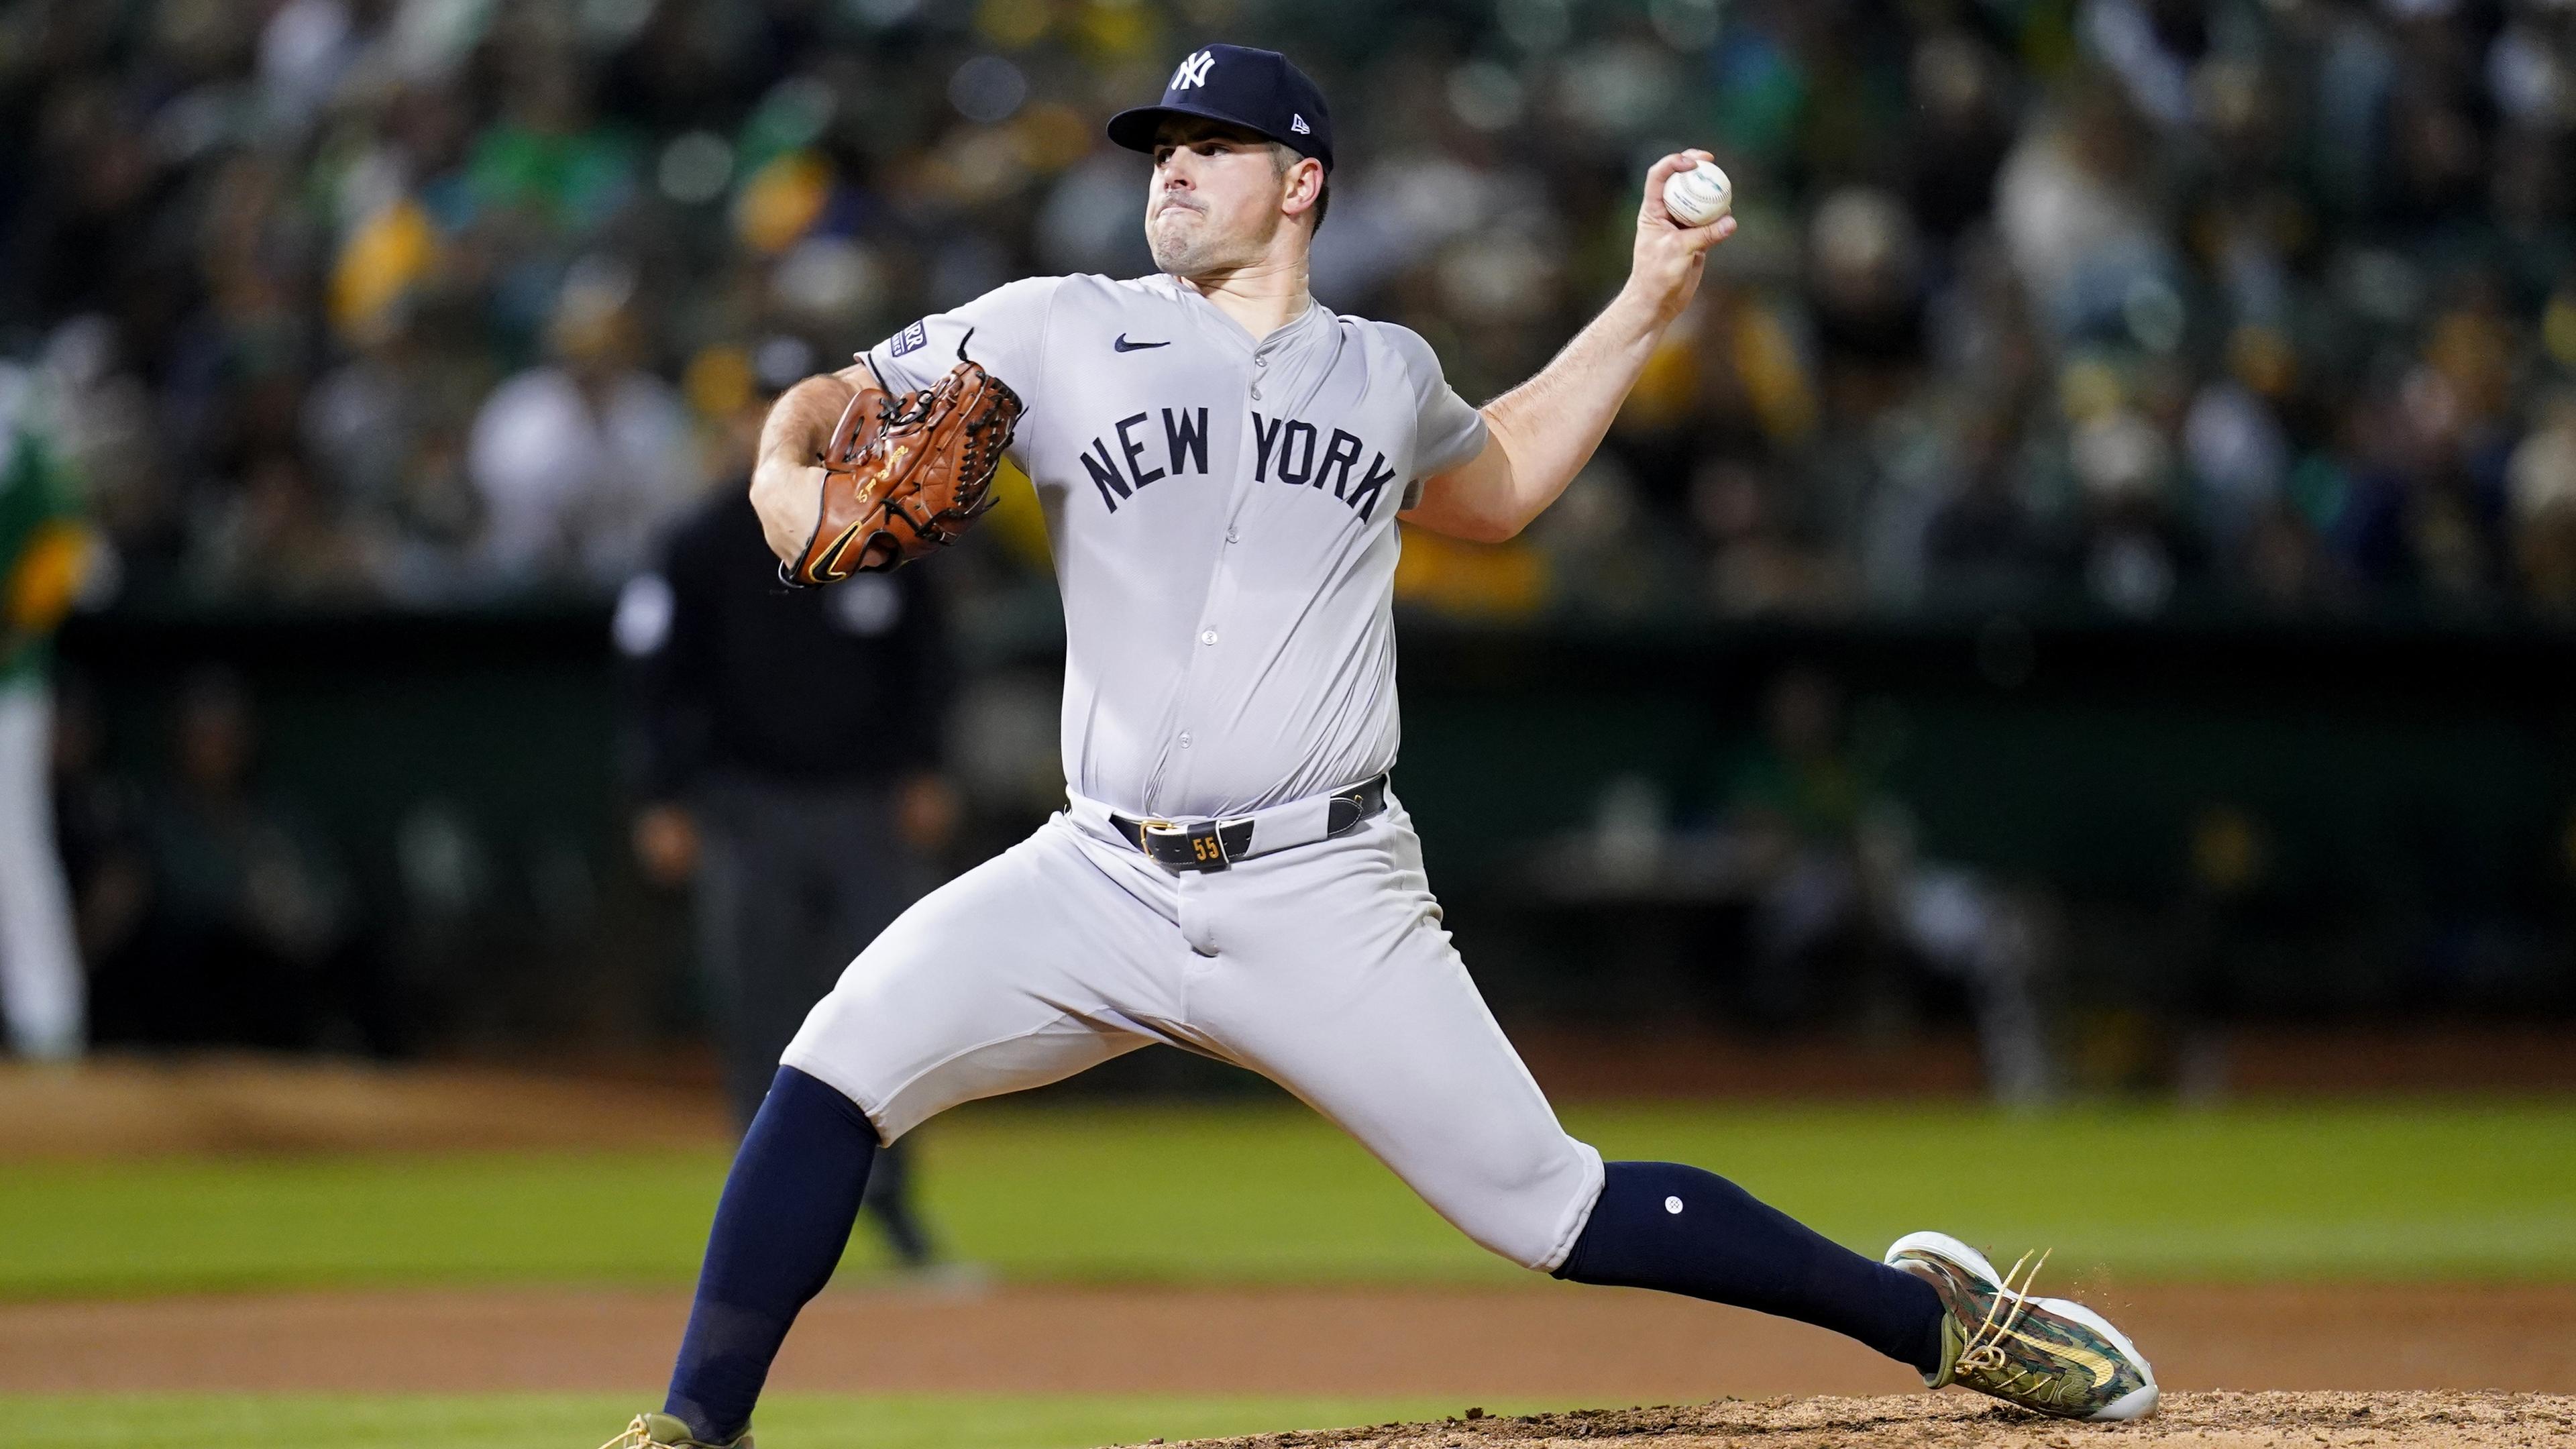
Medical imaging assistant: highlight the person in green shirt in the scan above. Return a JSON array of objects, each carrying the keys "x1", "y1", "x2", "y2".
[{"x1": 0, "y1": 384, "x2": 91, "y2": 1060}]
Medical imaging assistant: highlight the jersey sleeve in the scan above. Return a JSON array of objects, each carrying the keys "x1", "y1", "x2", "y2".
[
  {"x1": 862, "y1": 276, "x2": 1063, "y2": 400},
  {"x1": 1382, "y1": 325, "x2": 1489, "y2": 510}
]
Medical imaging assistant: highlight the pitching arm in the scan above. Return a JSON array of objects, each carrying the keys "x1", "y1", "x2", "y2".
[{"x1": 1401, "y1": 150, "x2": 1735, "y2": 544}]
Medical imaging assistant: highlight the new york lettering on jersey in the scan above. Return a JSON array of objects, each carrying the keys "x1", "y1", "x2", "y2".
[
  {"x1": 1070, "y1": 407, "x2": 1396, "y2": 523},
  {"x1": 863, "y1": 270, "x2": 1487, "y2": 818},
  {"x1": 1246, "y1": 412, "x2": 1401, "y2": 521},
  {"x1": 1076, "y1": 407, "x2": 1210, "y2": 511}
]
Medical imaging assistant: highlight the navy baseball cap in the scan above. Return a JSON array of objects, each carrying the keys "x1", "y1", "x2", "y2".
[{"x1": 1107, "y1": 44, "x2": 1334, "y2": 172}]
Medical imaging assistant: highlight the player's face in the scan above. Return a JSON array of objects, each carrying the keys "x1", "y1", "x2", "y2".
[{"x1": 1146, "y1": 119, "x2": 1289, "y2": 278}]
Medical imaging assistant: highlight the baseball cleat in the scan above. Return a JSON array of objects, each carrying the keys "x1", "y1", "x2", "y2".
[
  {"x1": 596, "y1": 1412, "x2": 751, "y2": 1449},
  {"x1": 1885, "y1": 1230, "x2": 2159, "y2": 1422}
]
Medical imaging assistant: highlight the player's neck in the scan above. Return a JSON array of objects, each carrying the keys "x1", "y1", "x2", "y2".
[{"x1": 1176, "y1": 255, "x2": 1311, "y2": 343}]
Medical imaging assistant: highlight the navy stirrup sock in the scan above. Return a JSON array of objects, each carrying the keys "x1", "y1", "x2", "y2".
[
  {"x1": 665, "y1": 1066, "x2": 878, "y2": 1441},
  {"x1": 1555, "y1": 1161, "x2": 1947, "y2": 1375}
]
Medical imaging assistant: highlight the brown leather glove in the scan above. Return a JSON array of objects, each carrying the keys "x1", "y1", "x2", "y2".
[{"x1": 782, "y1": 335, "x2": 1026, "y2": 586}]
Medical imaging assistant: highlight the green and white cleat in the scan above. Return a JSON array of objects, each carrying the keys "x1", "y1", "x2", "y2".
[
  {"x1": 596, "y1": 1412, "x2": 751, "y2": 1449},
  {"x1": 1886, "y1": 1230, "x2": 2159, "y2": 1422}
]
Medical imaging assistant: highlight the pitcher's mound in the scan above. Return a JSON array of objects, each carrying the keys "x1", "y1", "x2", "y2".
[{"x1": 1142, "y1": 1392, "x2": 2574, "y2": 1448}]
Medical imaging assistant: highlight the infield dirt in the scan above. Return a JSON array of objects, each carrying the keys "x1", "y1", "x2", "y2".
[
  {"x1": 1136, "y1": 1393, "x2": 2575, "y2": 1448},
  {"x1": 5, "y1": 1281, "x2": 2571, "y2": 1398}
]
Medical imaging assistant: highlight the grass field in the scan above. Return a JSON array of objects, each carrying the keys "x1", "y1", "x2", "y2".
[
  {"x1": 4, "y1": 1393, "x2": 1542, "y2": 1449},
  {"x1": 5, "y1": 1097, "x2": 2571, "y2": 1299},
  {"x1": 9, "y1": 1097, "x2": 2571, "y2": 1448}
]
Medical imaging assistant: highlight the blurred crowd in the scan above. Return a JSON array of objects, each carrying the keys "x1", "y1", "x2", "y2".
[{"x1": 3, "y1": 0, "x2": 2575, "y2": 621}]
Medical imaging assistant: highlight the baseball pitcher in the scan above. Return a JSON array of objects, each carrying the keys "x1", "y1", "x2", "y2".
[{"x1": 604, "y1": 45, "x2": 2155, "y2": 1449}]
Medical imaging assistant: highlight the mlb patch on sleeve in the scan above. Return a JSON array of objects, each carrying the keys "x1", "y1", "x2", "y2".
[{"x1": 890, "y1": 319, "x2": 928, "y2": 357}]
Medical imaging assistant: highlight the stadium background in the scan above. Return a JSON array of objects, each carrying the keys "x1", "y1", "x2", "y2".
[{"x1": 1, "y1": 0, "x2": 2573, "y2": 1446}]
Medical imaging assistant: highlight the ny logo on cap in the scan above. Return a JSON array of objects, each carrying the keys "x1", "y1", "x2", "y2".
[
  {"x1": 1172, "y1": 49, "x2": 1215, "y2": 89},
  {"x1": 1291, "y1": 113, "x2": 1310, "y2": 134}
]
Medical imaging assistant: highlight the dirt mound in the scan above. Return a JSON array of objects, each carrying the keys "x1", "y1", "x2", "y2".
[
  {"x1": 1142, "y1": 1392, "x2": 2573, "y2": 1448},
  {"x1": 0, "y1": 1055, "x2": 727, "y2": 1158}
]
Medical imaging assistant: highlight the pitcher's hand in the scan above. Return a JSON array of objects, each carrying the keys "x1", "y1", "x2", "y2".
[{"x1": 1627, "y1": 150, "x2": 1739, "y2": 330}]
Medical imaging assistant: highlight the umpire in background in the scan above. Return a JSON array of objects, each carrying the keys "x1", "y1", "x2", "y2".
[{"x1": 615, "y1": 471, "x2": 957, "y2": 1271}]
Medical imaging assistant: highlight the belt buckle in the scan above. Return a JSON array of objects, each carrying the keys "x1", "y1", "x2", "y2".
[{"x1": 1140, "y1": 818, "x2": 1230, "y2": 872}]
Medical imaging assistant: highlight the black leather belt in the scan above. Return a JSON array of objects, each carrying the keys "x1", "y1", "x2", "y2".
[{"x1": 1110, "y1": 774, "x2": 1388, "y2": 873}]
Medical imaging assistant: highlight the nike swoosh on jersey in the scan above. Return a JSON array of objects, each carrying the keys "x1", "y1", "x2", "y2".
[{"x1": 1112, "y1": 335, "x2": 1170, "y2": 352}]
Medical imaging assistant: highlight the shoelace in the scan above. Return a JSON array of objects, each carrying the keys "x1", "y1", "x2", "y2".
[
  {"x1": 1955, "y1": 1247, "x2": 2054, "y2": 1391},
  {"x1": 596, "y1": 1415, "x2": 657, "y2": 1449}
]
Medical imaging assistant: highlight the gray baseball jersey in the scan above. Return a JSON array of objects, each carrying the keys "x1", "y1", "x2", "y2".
[
  {"x1": 864, "y1": 272, "x2": 1489, "y2": 820},
  {"x1": 788, "y1": 270, "x2": 1603, "y2": 1276}
]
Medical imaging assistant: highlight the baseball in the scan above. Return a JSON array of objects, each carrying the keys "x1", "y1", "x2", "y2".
[{"x1": 1663, "y1": 160, "x2": 1733, "y2": 227}]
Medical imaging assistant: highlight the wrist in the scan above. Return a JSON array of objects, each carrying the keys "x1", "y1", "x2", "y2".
[
  {"x1": 1605, "y1": 278, "x2": 1679, "y2": 348},
  {"x1": 753, "y1": 431, "x2": 825, "y2": 489},
  {"x1": 760, "y1": 376, "x2": 855, "y2": 466}
]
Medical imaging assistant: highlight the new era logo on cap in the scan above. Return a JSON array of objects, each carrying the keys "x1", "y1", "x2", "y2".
[
  {"x1": 1291, "y1": 113, "x2": 1309, "y2": 134},
  {"x1": 1171, "y1": 49, "x2": 1215, "y2": 89}
]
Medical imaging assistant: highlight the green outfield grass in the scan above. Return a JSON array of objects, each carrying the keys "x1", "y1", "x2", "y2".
[
  {"x1": 2, "y1": 1393, "x2": 1543, "y2": 1449},
  {"x1": 3, "y1": 1099, "x2": 2569, "y2": 1298}
]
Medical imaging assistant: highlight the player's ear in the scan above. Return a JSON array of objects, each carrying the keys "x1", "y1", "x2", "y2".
[{"x1": 1283, "y1": 156, "x2": 1324, "y2": 219}]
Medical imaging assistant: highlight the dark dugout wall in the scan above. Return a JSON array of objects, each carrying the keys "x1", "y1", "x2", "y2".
[{"x1": 62, "y1": 608, "x2": 2576, "y2": 1045}]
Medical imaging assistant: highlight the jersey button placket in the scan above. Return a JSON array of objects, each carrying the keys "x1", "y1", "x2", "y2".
[{"x1": 1171, "y1": 337, "x2": 1263, "y2": 793}]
